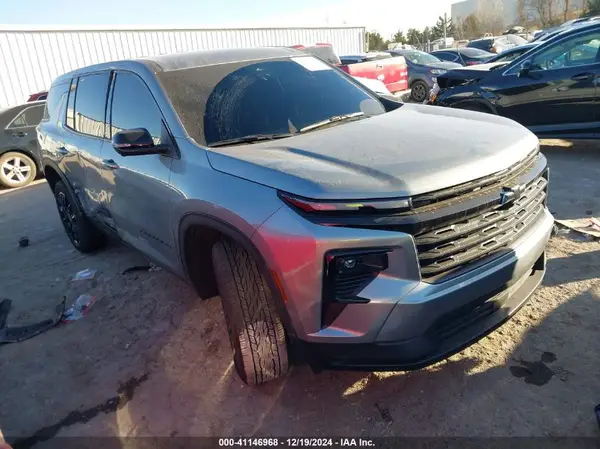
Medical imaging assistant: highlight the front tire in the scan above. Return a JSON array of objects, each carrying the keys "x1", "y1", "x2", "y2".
[
  {"x1": 0, "y1": 151, "x2": 37, "y2": 188},
  {"x1": 410, "y1": 80, "x2": 430, "y2": 103},
  {"x1": 53, "y1": 180, "x2": 106, "y2": 253},
  {"x1": 212, "y1": 239, "x2": 288, "y2": 385}
]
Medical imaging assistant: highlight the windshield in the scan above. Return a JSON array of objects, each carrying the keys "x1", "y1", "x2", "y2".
[
  {"x1": 402, "y1": 50, "x2": 441, "y2": 64},
  {"x1": 158, "y1": 56, "x2": 385, "y2": 146}
]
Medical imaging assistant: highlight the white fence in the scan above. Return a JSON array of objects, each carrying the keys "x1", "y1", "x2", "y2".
[{"x1": 0, "y1": 26, "x2": 366, "y2": 108}]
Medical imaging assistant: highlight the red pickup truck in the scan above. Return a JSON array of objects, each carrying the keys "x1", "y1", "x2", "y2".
[{"x1": 291, "y1": 43, "x2": 409, "y2": 95}]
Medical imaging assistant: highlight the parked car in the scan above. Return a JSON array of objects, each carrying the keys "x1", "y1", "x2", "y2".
[
  {"x1": 430, "y1": 22, "x2": 600, "y2": 139},
  {"x1": 38, "y1": 47, "x2": 552, "y2": 386},
  {"x1": 430, "y1": 47, "x2": 494, "y2": 66},
  {"x1": 338, "y1": 52, "x2": 409, "y2": 94},
  {"x1": 0, "y1": 101, "x2": 44, "y2": 188},
  {"x1": 485, "y1": 42, "x2": 540, "y2": 63},
  {"x1": 292, "y1": 44, "x2": 409, "y2": 95},
  {"x1": 468, "y1": 35, "x2": 528, "y2": 54},
  {"x1": 386, "y1": 49, "x2": 461, "y2": 102},
  {"x1": 27, "y1": 91, "x2": 48, "y2": 102}
]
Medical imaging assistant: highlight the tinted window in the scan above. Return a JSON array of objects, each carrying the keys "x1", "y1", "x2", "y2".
[
  {"x1": 158, "y1": 56, "x2": 384, "y2": 146},
  {"x1": 468, "y1": 39, "x2": 493, "y2": 51},
  {"x1": 8, "y1": 105, "x2": 44, "y2": 128},
  {"x1": 302, "y1": 46, "x2": 341, "y2": 65},
  {"x1": 110, "y1": 72, "x2": 164, "y2": 145},
  {"x1": 434, "y1": 52, "x2": 457, "y2": 61},
  {"x1": 66, "y1": 79, "x2": 77, "y2": 129},
  {"x1": 340, "y1": 58, "x2": 359, "y2": 65},
  {"x1": 74, "y1": 73, "x2": 110, "y2": 138},
  {"x1": 44, "y1": 82, "x2": 69, "y2": 122},
  {"x1": 532, "y1": 31, "x2": 600, "y2": 70},
  {"x1": 460, "y1": 47, "x2": 493, "y2": 57}
]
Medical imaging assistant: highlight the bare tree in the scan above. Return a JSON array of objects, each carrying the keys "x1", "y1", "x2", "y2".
[
  {"x1": 523, "y1": 0, "x2": 562, "y2": 27},
  {"x1": 563, "y1": 0, "x2": 571, "y2": 21}
]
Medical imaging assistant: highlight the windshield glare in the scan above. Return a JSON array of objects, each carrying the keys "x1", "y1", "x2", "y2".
[
  {"x1": 403, "y1": 50, "x2": 442, "y2": 64},
  {"x1": 158, "y1": 56, "x2": 385, "y2": 146}
]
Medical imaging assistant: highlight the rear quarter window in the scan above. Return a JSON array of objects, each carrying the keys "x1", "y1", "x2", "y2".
[{"x1": 43, "y1": 83, "x2": 69, "y2": 123}]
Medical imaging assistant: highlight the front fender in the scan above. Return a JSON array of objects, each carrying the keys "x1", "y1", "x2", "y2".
[{"x1": 437, "y1": 87, "x2": 498, "y2": 114}]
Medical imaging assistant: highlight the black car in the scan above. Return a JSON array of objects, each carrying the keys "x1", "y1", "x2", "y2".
[
  {"x1": 430, "y1": 48, "x2": 493, "y2": 66},
  {"x1": 431, "y1": 22, "x2": 600, "y2": 139},
  {"x1": 0, "y1": 101, "x2": 44, "y2": 188}
]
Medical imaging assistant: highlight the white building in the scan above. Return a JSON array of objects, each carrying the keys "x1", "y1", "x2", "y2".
[{"x1": 0, "y1": 25, "x2": 366, "y2": 108}]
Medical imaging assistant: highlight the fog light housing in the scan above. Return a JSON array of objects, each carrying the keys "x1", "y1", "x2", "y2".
[{"x1": 321, "y1": 249, "x2": 390, "y2": 328}]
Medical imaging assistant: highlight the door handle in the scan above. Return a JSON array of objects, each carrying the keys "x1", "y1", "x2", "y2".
[
  {"x1": 102, "y1": 159, "x2": 119, "y2": 170},
  {"x1": 375, "y1": 64, "x2": 383, "y2": 69},
  {"x1": 571, "y1": 73, "x2": 594, "y2": 81},
  {"x1": 12, "y1": 131, "x2": 26, "y2": 137},
  {"x1": 56, "y1": 146, "x2": 69, "y2": 155}
]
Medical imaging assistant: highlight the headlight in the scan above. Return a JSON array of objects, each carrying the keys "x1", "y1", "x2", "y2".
[{"x1": 430, "y1": 69, "x2": 447, "y2": 75}]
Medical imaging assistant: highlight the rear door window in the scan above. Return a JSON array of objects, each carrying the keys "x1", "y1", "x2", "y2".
[
  {"x1": 109, "y1": 72, "x2": 164, "y2": 145},
  {"x1": 7, "y1": 105, "x2": 44, "y2": 128},
  {"x1": 72, "y1": 72, "x2": 111, "y2": 138}
]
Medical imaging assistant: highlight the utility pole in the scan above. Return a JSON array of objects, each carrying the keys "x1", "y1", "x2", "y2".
[{"x1": 443, "y1": 12, "x2": 448, "y2": 46}]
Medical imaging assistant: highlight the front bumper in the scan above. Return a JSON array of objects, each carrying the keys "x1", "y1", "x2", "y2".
[
  {"x1": 252, "y1": 191, "x2": 553, "y2": 371},
  {"x1": 307, "y1": 249, "x2": 547, "y2": 370}
]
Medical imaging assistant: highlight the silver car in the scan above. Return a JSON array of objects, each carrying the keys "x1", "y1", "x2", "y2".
[{"x1": 37, "y1": 47, "x2": 553, "y2": 385}]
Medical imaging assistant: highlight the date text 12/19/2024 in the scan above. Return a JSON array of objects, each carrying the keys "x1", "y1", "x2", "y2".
[{"x1": 219, "y1": 438, "x2": 375, "y2": 447}]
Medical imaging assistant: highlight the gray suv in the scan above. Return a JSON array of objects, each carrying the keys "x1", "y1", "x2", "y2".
[{"x1": 37, "y1": 48, "x2": 553, "y2": 385}]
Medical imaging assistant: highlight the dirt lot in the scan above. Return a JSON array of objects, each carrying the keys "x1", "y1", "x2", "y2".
[{"x1": 0, "y1": 141, "x2": 599, "y2": 447}]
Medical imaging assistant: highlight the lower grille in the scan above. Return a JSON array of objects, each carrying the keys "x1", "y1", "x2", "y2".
[
  {"x1": 333, "y1": 272, "x2": 377, "y2": 299},
  {"x1": 416, "y1": 175, "x2": 548, "y2": 281}
]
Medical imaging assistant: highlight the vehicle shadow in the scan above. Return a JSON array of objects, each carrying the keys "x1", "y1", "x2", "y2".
[{"x1": 24, "y1": 234, "x2": 599, "y2": 448}]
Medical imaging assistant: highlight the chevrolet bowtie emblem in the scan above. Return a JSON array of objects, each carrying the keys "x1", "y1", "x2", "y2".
[{"x1": 500, "y1": 184, "x2": 524, "y2": 206}]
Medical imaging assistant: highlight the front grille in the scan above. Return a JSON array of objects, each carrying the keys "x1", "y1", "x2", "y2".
[{"x1": 416, "y1": 174, "x2": 547, "y2": 280}]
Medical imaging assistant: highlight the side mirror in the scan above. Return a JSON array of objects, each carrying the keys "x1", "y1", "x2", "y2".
[
  {"x1": 518, "y1": 60, "x2": 532, "y2": 77},
  {"x1": 112, "y1": 128, "x2": 169, "y2": 156}
]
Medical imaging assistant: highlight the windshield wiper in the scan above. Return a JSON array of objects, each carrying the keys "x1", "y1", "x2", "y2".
[
  {"x1": 208, "y1": 133, "x2": 295, "y2": 147},
  {"x1": 300, "y1": 112, "x2": 366, "y2": 133}
]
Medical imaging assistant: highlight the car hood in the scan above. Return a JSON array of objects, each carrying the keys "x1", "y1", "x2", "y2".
[
  {"x1": 437, "y1": 62, "x2": 508, "y2": 88},
  {"x1": 206, "y1": 104, "x2": 538, "y2": 200}
]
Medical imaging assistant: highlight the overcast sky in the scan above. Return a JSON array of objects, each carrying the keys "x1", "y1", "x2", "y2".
[{"x1": 3, "y1": 0, "x2": 456, "y2": 38}]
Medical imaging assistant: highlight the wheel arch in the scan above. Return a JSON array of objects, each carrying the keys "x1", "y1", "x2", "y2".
[
  {"x1": 41, "y1": 160, "x2": 89, "y2": 215},
  {"x1": 452, "y1": 99, "x2": 498, "y2": 114},
  {"x1": 178, "y1": 213, "x2": 297, "y2": 338}
]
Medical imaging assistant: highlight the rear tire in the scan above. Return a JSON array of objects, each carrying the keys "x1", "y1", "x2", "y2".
[
  {"x1": 53, "y1": 180, "x2": 106, "y2": 253},
  {"x1": 0, "y1": 151, "x2": 37, "y2": 188},
  {"x1": 410, "y1": 80, "x2": 430, "y2": 103},
  {"x1": 212, "y1": 239, "x2": 288, "y2": 386}
]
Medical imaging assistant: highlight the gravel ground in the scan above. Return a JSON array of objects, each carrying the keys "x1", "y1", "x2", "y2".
[{"x1": 0, "y1": 141, "x2": 599, "y2": 447}]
